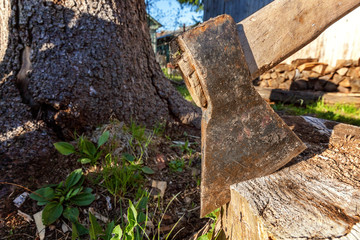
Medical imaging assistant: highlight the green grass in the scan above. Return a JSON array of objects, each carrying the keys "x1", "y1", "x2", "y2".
[
  {"x1": 162, "y1": 68, "x2": 183, "y2": 82},
  {"x1": 176, "y1": 85, "x2": 192, "y2": 102},
  {"x1": 162, "y1": 68, "x2": 193, "y2": 102},
  {"x1": 272, "y1": 100, "x2": 360, "y2": 126}
]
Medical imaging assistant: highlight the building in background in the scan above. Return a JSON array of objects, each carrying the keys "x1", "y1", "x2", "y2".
[
  {"x1": 156, "y1": 24, "x2": 196, "y2": 67},
  {"x1": 147, "y1": 15, "x2": 162, "y2": 54}
]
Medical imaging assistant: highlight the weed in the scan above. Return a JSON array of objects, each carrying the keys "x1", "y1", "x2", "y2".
[
  {"x1": 88, "y1": 195, "x2": 149, "y2": 240},
  {"x1": 197, "y1": 208, "x2": 221, "y2": 240},
  {"x1": 153, "y1": 193, "x2": 184, "y2": 240},
  {"x1": 30, "y1": 169, "x2": 95, "y2": 236},
  {"x1": 153, "y1": 122, "x2": 166, "y2": 137},
  {"x1": 124, "y1": 120, "x2": 154, "y2": 163},
  {"x1": 54, "y1": 131, "x2": 110, "y2": 165},
  {"x1": 172, "y1": 140, "x2": 194, "y2": 156},
  {"x1": 102, "y1": 153, "x2": 154, "y2": 200},
  {"x1": 168, "y1": 158, "x2": 185, "y2": 172}
]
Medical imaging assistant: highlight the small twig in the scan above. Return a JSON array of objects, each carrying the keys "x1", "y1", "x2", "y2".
[{"x1": 0, "y1": 182, "x2": 33, "y2": 193}]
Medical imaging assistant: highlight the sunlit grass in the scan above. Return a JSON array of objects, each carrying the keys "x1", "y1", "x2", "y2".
[{"x1": 272, "y1": 100, "x2": 360, "y2": 126}]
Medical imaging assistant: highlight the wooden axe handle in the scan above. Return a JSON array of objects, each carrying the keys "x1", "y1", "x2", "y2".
[{"x1": 239, "y1": 0, "x2": 360, "y2": 78}]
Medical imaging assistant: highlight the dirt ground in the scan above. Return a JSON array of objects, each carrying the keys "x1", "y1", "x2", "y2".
[
  {"x1": 2, "y1": 112, "x2": 359, "y2": 239},
  {"x1": 0, "y1": 122, "x2": 208, "y2": 240}
]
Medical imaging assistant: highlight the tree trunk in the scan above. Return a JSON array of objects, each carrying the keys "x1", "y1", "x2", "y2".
[
  {"x1": 0, "y1": 0, "x2": 200, "y2": 163},
  {"x1": 220, "y1": 116, "x2": 360, "y2": 239}
]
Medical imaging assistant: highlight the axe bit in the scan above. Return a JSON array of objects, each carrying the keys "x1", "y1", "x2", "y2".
[{"x1": 171, "y1": 0, "x2": 360, "y2": 217}]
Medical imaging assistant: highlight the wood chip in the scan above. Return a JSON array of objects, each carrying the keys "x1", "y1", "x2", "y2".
[
  {"x1": 151, "y1": 180, "x2": 167, "y2": 198},
  {"x1": 61, "y1": 222, "x2": 70, "y2": 233},
  {"x1": 89, "y1": 207, "x2": 109, "y2": 223},
  {"x1": 34, "y1": 211, "x2": 45, "y2": 240},
  {"x1": 17, "y1": 210, "x2": 33, "y2": 223}
]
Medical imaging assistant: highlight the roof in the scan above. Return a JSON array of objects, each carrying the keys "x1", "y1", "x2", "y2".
[
  {"x1": 157, "y1": 24, "x2": 197, "y2": 40},
  {"x1": 147, "y1": 14, "x2": 162, "y2": 30}
]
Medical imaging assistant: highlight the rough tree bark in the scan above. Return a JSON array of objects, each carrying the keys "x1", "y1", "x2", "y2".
[{"x1": 0, "y1": 0, "x2": 200, "y2": 164}]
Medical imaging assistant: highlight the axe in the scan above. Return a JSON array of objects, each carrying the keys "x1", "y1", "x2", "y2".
[{"x1": 171, "y1": 0, "x2": 360, "y2": 217}]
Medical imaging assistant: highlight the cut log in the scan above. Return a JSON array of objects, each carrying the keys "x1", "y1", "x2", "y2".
[
  {"x1": 255, "y1": 87, "x2": 360, "y2": 106},
  {"x1": 221, "y1": 116, "x2": 360, "y2": 239}
]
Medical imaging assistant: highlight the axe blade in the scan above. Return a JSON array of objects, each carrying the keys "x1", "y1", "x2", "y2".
[{"x1": 172, "y1": 15, "x2": 306, "y2": 217}]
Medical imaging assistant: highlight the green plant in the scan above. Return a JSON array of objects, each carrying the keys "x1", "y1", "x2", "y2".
[
  {"x1": 153, "y1": 193, "x2": 184, "y2": 240},
  {"x1": 153, "y1": 122, "x2": 166, "y2": 137},
  {"x1": 271, "y1": 100, "x2": 360, "y2": 126},
  {"x1": 30, "y1": 169, "x2": 95, "y2": 236},
  {"x1": 197, "y1": 208, "x2": 221, "y2": 240},
  {"x1": 102, "y1": 153, "x2": 154, "y2": 199},
  {"x1": 124, "y1": 121, "x2": 154, "y2": 163},
  {"x1": 172, "y1": 140, "x2": 194, "y2": 156},
  {"x1": 54, "y1": 131, "x2": 110, "y2": 165},
  {"x1": 89, "y1": 212, "x2": 118, "y2": 240},
  {"x1": 168, "y1": 158, "x2": 185, "y2": 172},
  {"x1": 88, "y1": 195, "x2": 149, "y2": 240}
]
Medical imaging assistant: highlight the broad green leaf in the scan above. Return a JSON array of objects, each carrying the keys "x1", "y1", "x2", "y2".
[
  {"x1": 65, "y1": 189, "x2": 74, "y2": 200},
  {"x1": 89, "y1": 212, "x2": 104, "y2": 240},
  {"x1": 110, "y1": 225, "x2": 122, "y2": 240},
  {"x1": 54, "y1": 142, "x2": 75, "y2": 155},
  {"x1": 97, "y1": 131, "x2": 110, "y2": 148},
  {"x1": 82, "y1": 139, "x2": 97, "y2": 156},
  {"x1": 137, "y1": 212, "x2": 146, "y2": 224},
  {"x1": 79, "y1": 158, "x2": 92, "y2": 164},
  {"x1": 66, "y1": 187, "x2": 82, "y2": 200},
  {"x1": 63, "y1": 207, "x2": 79, "y2": 223},
  {"x1": 137, "y1": 196, "x2": 148, "y2": 210},
  {"x1": 141, "y1": 166, "x2": 155, "y2": 175},
  {"x1": 94, "y1": 150, "x2": 102, "y2": 161},
  {"x1": 122, "y1": 153, "x2": 135, "y2": 162},
  {"x1": 42, "y1": 202, "x2": 63, "y2": 225},
  {"x1": 83, "y1": 187, "x2": 93, "y2": 193},
  {"x1": 70, "y1": 192, "x2": 95, "y2": 206},
  {"x1": 104, "y1": 221, "x2": 115, "y2": 240},
  {"x1": 65, "y1": 169, "x2": 83, "y2": 190},
  {"x1": 30, "y1": 187, "x2": 54, "y2": 205}
]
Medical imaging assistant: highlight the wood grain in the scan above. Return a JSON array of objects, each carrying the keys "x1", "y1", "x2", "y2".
[
  {"x1": 221, "y1": 116, "x2": 360, "y2": 239},
  {"x1": 238, "y1": 0, "x2": 360, "y2": 78}
]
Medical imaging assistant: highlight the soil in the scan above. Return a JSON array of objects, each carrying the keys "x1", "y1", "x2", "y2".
[
  {"x1": 0, "y1": 122, "x2": 208, "y2": 240},
  {"x1": 2, "y1": 113, "x2": 359, "y2": 239}
]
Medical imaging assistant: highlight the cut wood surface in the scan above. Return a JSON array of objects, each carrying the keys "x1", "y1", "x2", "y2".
[
  {"x1": 237, "y1": 0, "x2": 360, "y2": 78},
  {"x1": 221, "y1": 115, "x2": 360, "y2": 239},
  {"x1": 255, "y1": 87, "x2": 360, "y2": 106}
]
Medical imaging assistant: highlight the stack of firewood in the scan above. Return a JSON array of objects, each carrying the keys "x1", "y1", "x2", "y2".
[{"x1": 255, "y1": 58, "x2": 360, "y2": 93}]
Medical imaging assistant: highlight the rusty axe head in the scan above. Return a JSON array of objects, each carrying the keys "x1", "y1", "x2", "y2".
[{"x1": 171, "y1": 15, "x2": 306, "y2": 217}]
